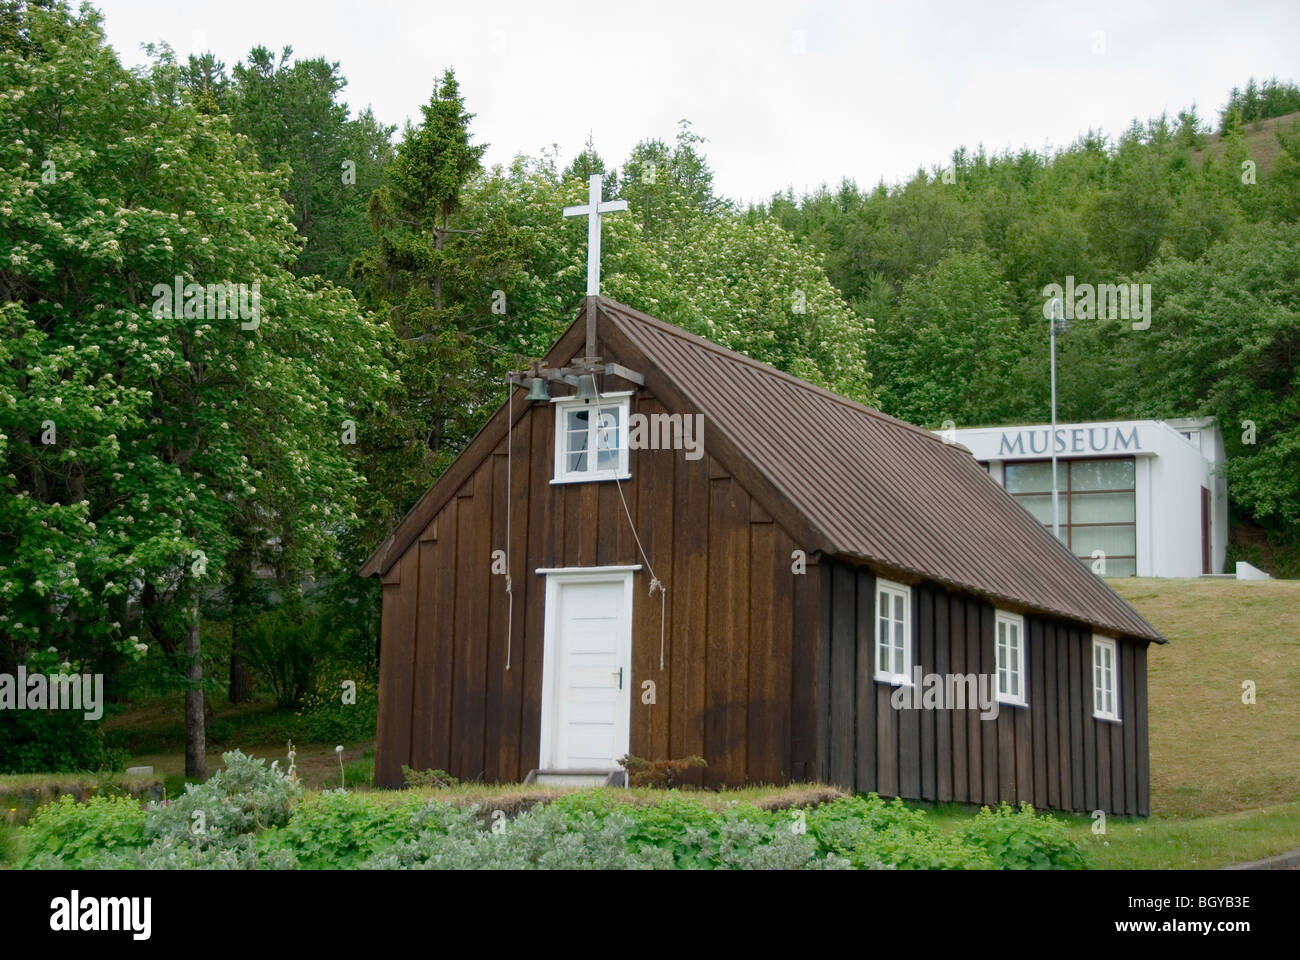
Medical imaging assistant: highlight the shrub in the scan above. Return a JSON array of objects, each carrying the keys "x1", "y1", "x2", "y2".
[
  {"x1": 618, "y1": 754, "x2": 707, "y2": 788},
  {"x1": 402, "y1": 766, "x2": 459, "y2": 789},
  {"x1": 682, "y1": 816, "x2": 852, "y2": 870},
  {"x1": 362, "y1": 802, "x2": 673, "y2": 870},
  {"x1": 242, "y1": 610, "x2": 332, "y2": 708},
  {"x1": 263, "y1": 790, "x2": 425, "y2": 869},
  {"x1": 956, "y1": 802, "x2": 1094, "y2": 870},
  {"x1": 295, "y1": 674, "x2": 379, "y2": 742},
  {"x1": 0, "y1": 707, "x2": 127, "y2": 775},
  {"x1": 146, "y1": 750, "x2": 301, "y2": 848},
  {"x1": 18, "y1": 794, "x2": 145, "y2": 868},
  {"x1": 806, "y1": 794, "x2": 994, "y2": 869}
]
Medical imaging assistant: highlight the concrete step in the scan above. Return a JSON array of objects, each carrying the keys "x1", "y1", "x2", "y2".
[{"x1": 523, "y1": 768, "x2": 627, "y2": 788}]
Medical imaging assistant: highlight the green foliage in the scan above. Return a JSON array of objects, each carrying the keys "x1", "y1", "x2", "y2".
[
  {"x1": 261, "y1": 789, "x2": 424, "y2": 868},
  {"x1": 11, "y1": 778, "x2": 1096, "y2": 870},
  {"x1": 18, "y1": 794, "x2": 144, "y2": 868},
  {"x1": 401, "y1": 766, "x2": 460, "y2": 789},
  {"x1": 146, "y1": 749, "x2": 300, "y2": 848},
  {"x1": 342, "y1": 751, "x2": 374, "y2": 788},
  {"x1": 806, "y1": 794, "x2": 994, "y2": 869},
  {"x1": 294, "y1": 677, "x2": 378, "y2": 742},
  {"x1": 0, "y1": 2, "x2": 394, "y2": 698},
  {"x1": 956, "y1": 802, "x2": 1094, "y2": 870},
  {"x1": 1219, "y1": 76, "x2": 1300, "y2": 132},
  {"x1": 240, "y1": 609, "x2": 328, "y2": 708},
  {"x1": 0, "y1": 820, "x2": 17, "y2": 867},
  {"x1": 0, "y1": 707, "x2": 126, "y2": 774}
]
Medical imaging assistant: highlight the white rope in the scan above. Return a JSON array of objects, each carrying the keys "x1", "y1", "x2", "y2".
[
  {"x1": 598, "y1": 380, "x2": 669, "y2": 670},
  {"x1": 504, "y1": 376, "x2": 513, "y2": 671}
]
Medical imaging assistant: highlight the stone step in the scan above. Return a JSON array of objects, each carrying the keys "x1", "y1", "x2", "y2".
[{"x1": 523, "y1": 768, "x2": 627, "y2": 788}]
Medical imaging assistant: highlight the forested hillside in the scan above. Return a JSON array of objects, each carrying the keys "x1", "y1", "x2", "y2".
[{"x1": 757, "y1": 89, "x2": 1300, "y2": 573}]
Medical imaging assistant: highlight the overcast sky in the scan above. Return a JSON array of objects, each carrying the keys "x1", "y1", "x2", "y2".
[{"x1": 95, "y1": 0, "x2": 1300, "y2": 205}]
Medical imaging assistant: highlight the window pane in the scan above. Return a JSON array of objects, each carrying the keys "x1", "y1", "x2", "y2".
[
  {"x1": 1014, "y1": 493, "x2": 1056, "y2": 525},
  {"x1": 594, "y1": 407, "x2": 621, "y2": 450},
  {"x1": 1070, "y1": 491, "x2": 1135, "y2": 523},
  {"x1": 565, "y1": 409, "x2": 589, "y2": 474},
  {"x1": 1005, "y1": 461, "x2": 1054, "y2": 494},
  {"x1": 1072, "y1": 524, "x2": 1136, "y2": 558},
  {"x1": 1070, "y1": 458, "x2": 1135, "y2": 491}
]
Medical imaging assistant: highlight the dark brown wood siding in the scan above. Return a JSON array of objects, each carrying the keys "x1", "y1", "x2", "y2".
[
  {"x1": 817, "y1": 557, "x2": 1151, "y2": 816},
  {"x1": 374, "y1": 385, "x2": 816, "y2": 789}
]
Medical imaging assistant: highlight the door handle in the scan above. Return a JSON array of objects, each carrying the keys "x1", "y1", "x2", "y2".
[{"x1": 615, "y1": 667, "x2": 623, "y2": 690}]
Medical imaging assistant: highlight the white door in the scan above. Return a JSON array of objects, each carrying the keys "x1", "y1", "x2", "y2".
[{"x1": 540, "y1": 569, "x2": 634, "y2": 770}]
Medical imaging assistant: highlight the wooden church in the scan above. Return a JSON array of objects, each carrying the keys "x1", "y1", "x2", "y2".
[{"x1": 360, "y1": 178, "x2": 1163, "y2": 815}]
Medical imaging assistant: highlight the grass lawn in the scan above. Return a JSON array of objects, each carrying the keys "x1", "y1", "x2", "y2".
[{"x1": 1108, "y1": 577, "x2": 1300, "y2": 818}]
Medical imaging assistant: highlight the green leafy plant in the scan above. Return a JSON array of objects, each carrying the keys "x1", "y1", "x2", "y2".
[
  {"x1": 956, "y1": 802, "x2": 1094, "y2": 870},
  {"x1": 18, "y1": 794, "x2": 145, "y2": 868}
]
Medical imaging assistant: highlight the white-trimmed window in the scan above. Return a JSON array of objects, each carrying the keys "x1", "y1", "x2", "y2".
[
  {"x1": 995, "y1": 611, "x2": 1026, "y2": 706},
  {"x1": 874, "y1": 578, "x2": 911, "y2": 684},
  {"x1": 552, "y1": 394, "x2": 630, "y2": 483},
  {"x1": 1092, "y1": 635, "x2": 1121, "y2": 722}
]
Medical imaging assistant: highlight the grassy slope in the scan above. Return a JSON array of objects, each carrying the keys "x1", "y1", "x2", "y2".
[{"x1": 1109, "y1": 578, "x2": 1300, "y2": 818}]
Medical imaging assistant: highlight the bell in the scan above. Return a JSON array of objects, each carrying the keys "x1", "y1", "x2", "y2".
[
  {"x1": 525, "y1": 377, "x2": 550, "y2": 402},
  {"x1": 574, "y1": 374, "x2": 598, "y2": 401}
]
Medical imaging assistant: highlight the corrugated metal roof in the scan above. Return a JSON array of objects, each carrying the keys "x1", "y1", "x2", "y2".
[{"x1": 602, "y1": 298, "x2": 1163, "y2": 643}]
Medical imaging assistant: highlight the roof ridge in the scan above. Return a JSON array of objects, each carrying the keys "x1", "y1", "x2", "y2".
[{"x1": 599, "y1": 298, "x2": 952, "y2": 447}]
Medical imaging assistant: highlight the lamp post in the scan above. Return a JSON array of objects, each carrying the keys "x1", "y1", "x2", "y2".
[{"x1": 1049, "y1": 298, "x2": 1068, "y2": 540}]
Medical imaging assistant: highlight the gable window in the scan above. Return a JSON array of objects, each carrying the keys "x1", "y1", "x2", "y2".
[
  {"x1": 995, "y1": 611, "x2": 1026, "y2": 706},
  {"x1": 874, "y1": 578, "x2": 911, "y2": 685},
  {"x1": 552, "y1": 394, "x2": 631, "y2": 483},
  {"x1": 1092, "y1": 635, "x2": 1120, "y2": 721}
]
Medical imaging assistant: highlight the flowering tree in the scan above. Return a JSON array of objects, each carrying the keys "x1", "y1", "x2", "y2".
[{"x1": 0, "y1": 2, "x2": 393, "y2": 774}]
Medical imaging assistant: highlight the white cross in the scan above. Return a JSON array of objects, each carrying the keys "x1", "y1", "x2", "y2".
[{"x1": 563, "y1": 173, "x2": 628, "y2": 297}]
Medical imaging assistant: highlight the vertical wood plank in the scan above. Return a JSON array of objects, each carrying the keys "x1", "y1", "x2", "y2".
[
  {"x1": 520, "y1": 405, "x2": 553, "y2": 773},
  {"x1": 934, "y1": 588, "x2": 952, "y2": 803},
  {"x1": 829, "y1": 562, "x2": 857, "y2": 789},
  {"x1": 374, "y1": 548, "x2": 420, "y2": 787},
  {"x1": 1069, "y1": 628, "x2": 1085, "y2": 811},
  {"x1": 965, "y1": 600, "x2": 983, "y2": 804},
  {"x1": 981, "y1": 604, "x2": 999, "y2": 804},
  {"x1": 705, "y1": 473, "x2": 748, "y2": 786},
  {"x1": 669, "y1": 446, "x2": 709, "y2": 786},
  {"x1": 1029, "y1": 618, "x2": 1047, "y2": 809},
  {"x1": 916, "y1": 586, "x2": 936, "y2": 801},
  {"x1": 790, "y1": 553, "x2": 820, "y2": 782},
  {"x1": 1043, "y1": 620, "x2": 1060, "y2": 811},
  {"x1": 854, "y1": 567, "x2": 877, "y2": 794},
  {"x1": 950, "y1": 595, "x2": 969, "y2": 803}
]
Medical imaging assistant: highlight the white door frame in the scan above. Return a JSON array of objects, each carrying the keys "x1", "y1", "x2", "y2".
[{"x1": 537, "y1": 564, "x2": 639, "y2": 771}]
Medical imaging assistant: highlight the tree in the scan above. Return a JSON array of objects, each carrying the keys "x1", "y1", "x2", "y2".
[{"x1": 0, "y1": 2, "x2": 392, "y2": 774}]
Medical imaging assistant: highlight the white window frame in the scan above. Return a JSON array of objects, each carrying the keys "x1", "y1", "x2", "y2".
[
  {"x1": 994, "y1": 611, "x2": 1027, "y2": 706},
  {"x1": 1092, "y1": 635, "x2": 1121, "y2": 722},
  {"x1": 551, "y1": 392, "x2": 631, "y2": 484},
  {"x1": 874, "y1": 578, "x2": 912, "y2": 685}
]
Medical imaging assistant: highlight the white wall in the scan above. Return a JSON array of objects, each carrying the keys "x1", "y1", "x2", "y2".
[{"x1": 942, "y1": 418, "x2": 1225, "y2": 578}]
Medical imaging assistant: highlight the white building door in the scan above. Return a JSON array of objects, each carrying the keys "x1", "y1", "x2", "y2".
[{"x1": 539, "y1": 567, "x2": 635, "y2": 771}]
